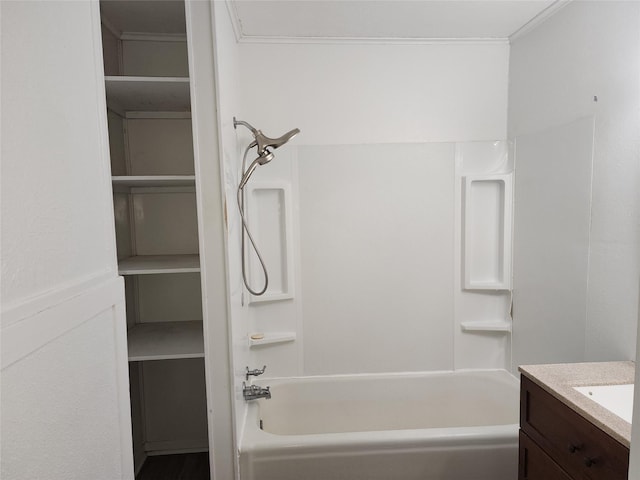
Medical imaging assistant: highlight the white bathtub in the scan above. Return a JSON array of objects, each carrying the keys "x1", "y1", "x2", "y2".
[{"x1": 239, "y1": 369, "x2": 520, "y2": 480}]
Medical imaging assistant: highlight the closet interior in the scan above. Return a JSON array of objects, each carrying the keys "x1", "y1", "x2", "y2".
[{"x1": 99, "y1": 1, "x2": 209, "y2": 477}]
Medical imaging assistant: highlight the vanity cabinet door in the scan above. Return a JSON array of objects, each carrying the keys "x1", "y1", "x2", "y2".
[
  {"x1": 520, "y1": 375, "x2": 629, "y2": 480},
  {"x1": 519, "y1": 431, "x2": 572, "y2": 480}
]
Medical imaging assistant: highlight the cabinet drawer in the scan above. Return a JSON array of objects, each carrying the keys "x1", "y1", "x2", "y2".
[
  {"x1": 520, "y1": 375, "x2": 629, "y2": 480},
  {"x1": 519, "y1": 430, "x2": 572, "y2": 480}
]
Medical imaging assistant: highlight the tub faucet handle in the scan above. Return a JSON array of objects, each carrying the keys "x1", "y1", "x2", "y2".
[{"x1": 246, "y1": 365, "x2": 267, "y2": 380}]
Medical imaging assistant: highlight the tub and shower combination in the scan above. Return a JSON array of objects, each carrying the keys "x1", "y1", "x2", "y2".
[{"x1": 239, "y1": 369, "x2": 520, "y2": 480}]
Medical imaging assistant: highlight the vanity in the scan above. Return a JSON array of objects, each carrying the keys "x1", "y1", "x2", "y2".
[{"x1": 519, "y1": 362, "x2": 633, "y2": 480}]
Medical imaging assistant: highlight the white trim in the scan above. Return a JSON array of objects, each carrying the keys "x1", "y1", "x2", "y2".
[
  {"x1": 225, "y1": 0, "x2": 567, "y2": 46},
  {"x1": 90, "y1": 0, "x2": 122, "y2": 288},
  {"x1": 186, "y1": 2, "x2": 237, "y2": 479},
  {"x1": 236, "y1": 35, "x2": 510, "y2": 46},
  {"x1": 112, "y1": 298, "x2": 136, "y2": 480},
  {"x1": 1, "y1": 275, "x2": 125, "y2": 370},
  {"x1": 1, "y1": 270, "x2": 115, "y2": 328},
  {"x1": 509, "y1": 0, "x2": 572, "y2": 42},
  {"x1": 223, "y1": 0, "x2": 509, "y2": 46},
  {"x1": 224, "y1": 0, "x2": 243, "y2": 43},
  {"x1": 93, "y1": 3, "x2": 136, "y2": 476},
  {"x1": 226, "y1": 0, "x2": 569, "y2": 47}
]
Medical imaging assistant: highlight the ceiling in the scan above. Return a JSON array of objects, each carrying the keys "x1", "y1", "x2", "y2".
[
  {"x1": 99, "y1": 0, "x2": 565, "y2": 42},
  {"x1": 229, "y1": 0, "x2": 564, "y2": 41}
]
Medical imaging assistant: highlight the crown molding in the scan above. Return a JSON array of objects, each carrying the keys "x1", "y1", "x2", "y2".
[
  {"x1": 509, "y1": 0, "x2": 572, "y2": 43},
  {"x1": 224, "y1": 0, "x2": 567, "y2": 47},
  {"x1": 234, "y1": 35, "x2": 510, "y2": 46},
  {"x1": 225, "y1": 0, "x2": 244, "y2": 43}
]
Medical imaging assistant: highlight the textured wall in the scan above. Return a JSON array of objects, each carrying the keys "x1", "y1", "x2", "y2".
[
  {"x1": 1, "y1": 0, "x2": 117, "y2": 306},
  {"x1": 2, "y1": 310, "x2": 125, "y2": 480},
  {"x1": 1, "y1": 2, "x2": 130, "y2": 478}
]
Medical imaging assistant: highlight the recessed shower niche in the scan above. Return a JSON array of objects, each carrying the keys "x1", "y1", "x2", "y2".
[
  {"x1": 462, "y1": 174, "x2": 513, "y2": 291},
  {"x1": 245, "y1": 182, "x2": 295, "y2": 304}
]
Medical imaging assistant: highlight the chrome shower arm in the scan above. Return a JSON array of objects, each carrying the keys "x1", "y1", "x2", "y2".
[{"x1": 234, "y1": 117, "x2": 259, "y2": 135}]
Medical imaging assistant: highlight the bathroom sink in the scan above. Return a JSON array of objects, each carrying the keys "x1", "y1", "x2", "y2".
[{"x1": 573, "y1": 384, "x2": 634, "y2": 423}]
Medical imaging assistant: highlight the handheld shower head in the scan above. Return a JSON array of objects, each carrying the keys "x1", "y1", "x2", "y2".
[{"x1": 238, "y1": 150, "x2": 274, "y2": 189}]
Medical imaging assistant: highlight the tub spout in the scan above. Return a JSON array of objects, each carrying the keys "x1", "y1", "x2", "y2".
[{"x1": 243, "y1": 382, "x2": 271, "y2": 401}]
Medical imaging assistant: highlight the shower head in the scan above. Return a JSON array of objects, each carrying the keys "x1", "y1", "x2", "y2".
[
  {"x1": 253, "y1": 129, "x2": 300, "y2": 155},
  {"x1": 234, "y1": 117, "x2": 300, "y2": 189},
  {"x1": 233, "y1": 117, "x2": 300, "y2": 156}
]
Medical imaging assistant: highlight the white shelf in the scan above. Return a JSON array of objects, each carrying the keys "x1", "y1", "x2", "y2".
[
  {"x1": 112, "y1": 175, "x2": 195, "y2": 188},
  {"x1": 105, "y1": 76, "x2": 190, "y2": 112},
  {"x1": 460, "y1": 321, "x2": 512, "y2": 333},
  {"x1": 118, "y1": 254, "x2": 200, "y2": 275},
  {"x1": 127, "y1": 321, "x2": 204, "y2": 362}
]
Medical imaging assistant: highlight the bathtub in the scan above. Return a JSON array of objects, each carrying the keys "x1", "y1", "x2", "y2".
[{"x1": 239, "y1": 369, "x2": 520, "y2": 480}]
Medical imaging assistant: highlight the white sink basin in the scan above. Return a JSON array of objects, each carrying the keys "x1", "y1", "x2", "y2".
[{"x1": 573, "y1": 384, "x2": 634, "y2": 423}]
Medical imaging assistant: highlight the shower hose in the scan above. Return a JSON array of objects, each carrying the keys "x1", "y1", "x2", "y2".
[{"x1": 237, "y1": 144, "x2": 269, "y2": 296}]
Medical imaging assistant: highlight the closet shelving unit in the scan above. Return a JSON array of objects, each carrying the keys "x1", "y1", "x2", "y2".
[{"x1": 100, "y1": 0, "x2": 209, "y2": 475}]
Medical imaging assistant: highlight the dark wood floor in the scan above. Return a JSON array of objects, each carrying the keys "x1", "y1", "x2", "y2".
[{"x1": 136, "y1": 453, "x2": 210, "y2": 480}]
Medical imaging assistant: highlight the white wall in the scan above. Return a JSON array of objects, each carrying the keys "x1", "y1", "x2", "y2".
[
  {"x1": 232, "y1": 39, "x2": 510, "y2": 376},
  {"x1": 2, "y1": 2, "x2": 117, "y2": 305},
  {"x1": 298, "y1": 143, "x2": 455, "y2": 374},
  {"x1": 511, "y1": 116, "x2": 594, "y2": 369},
  {"x1": 1, "y1": 1, "x2": 132, "y2": 479},
  {"x1": 238, "y1": 42, "x2": 509, "y2": 145},
  {"x1": 508, "y1": 1, "x2": 640, "y2": 364}
]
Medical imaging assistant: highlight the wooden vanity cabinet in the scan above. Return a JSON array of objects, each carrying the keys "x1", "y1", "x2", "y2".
[{"x1": 519, "y1": 375, "x2": 629, "y2": 480}]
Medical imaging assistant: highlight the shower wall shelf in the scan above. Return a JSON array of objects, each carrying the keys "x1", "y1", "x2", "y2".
[
  {"x1": 460, "y1": 321, "x2": 512, "y2": 333},
  {"x1": 118, "y1": 254, "x2": 200, "y2": 275},
  {"x1": 462, "y1": 173, "x2": 513, "y2": 290},
  {"x1": 127, "y1": 321, "x2": 204, "y2": 362},
  {"x1": 249, "y1": 332, "x2": 296, "y2": 348},
  {"x1": 105, "y1": 76, "x2": 191, "y2": 112}
]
